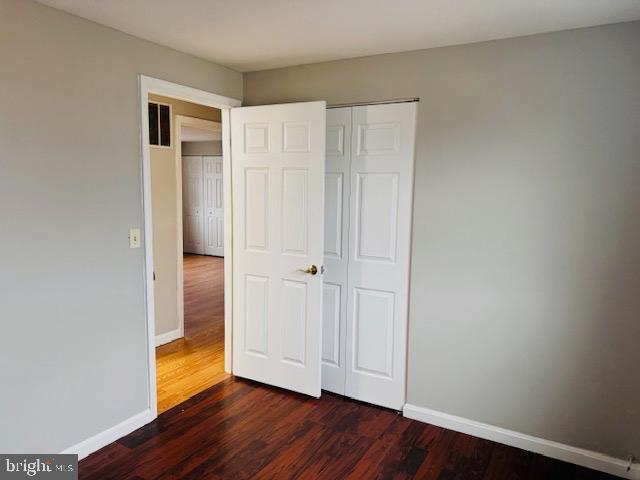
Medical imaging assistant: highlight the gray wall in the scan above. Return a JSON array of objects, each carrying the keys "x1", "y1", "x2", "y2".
[
  {"x1": 245, "y1": 22, "x2": 640, "y2": 459},
  {"x1": 182, "y1": 141, "x2": 223, "y2": 156},
  {"x1": 0, "y1": 0, "x2": 241, "y2": 452}
]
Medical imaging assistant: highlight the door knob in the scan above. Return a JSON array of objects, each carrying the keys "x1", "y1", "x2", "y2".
[{"x1": 298, "y1": 265, "x2": 318, "y2": 275}]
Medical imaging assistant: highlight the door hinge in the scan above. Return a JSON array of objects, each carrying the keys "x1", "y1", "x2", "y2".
[{"x1": 153, "y1": 271, "x2": 156, "y2": 281}]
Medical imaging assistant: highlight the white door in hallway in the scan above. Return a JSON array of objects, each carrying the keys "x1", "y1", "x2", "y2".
[
  {"x1": 182, "y1": 155, "x2": 204, "y2": 254},
  {"x1": 203, "y1": 156, "x2": 224, "y2": 257},
  {"x1": 231, "y1": 101, "x2": 326, "y2": 397},
  {"x1": 345, "y1": 102, "x2": 417, "y2": 410}
]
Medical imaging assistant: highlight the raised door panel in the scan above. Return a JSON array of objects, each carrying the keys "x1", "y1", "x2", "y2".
[
  {"x1": 281, "y1": 280, "x2": 308, "y2": 366},
  {"x1": 357, "y1": 122, "x2": 400, "y2": 155},
  {"x1": 352, "y1": 288, "x2": 394, "y2": 378},
  {"x1": 244, "y1": 168, "x2": 269, "y2": 252},
  {"x1": 185, "y1": 176, "x2": 201, "y2": 213},
  {"x1": 204, "y1": 156, "x2": 224, "y2": 256},
  {"x1": 321, "y1": 107, "x2": 351, "y2": 395},
  {"x1": 244, "y1": 123, "x2": 270, "y2": 153},
  {"x1": 282, "y1": 169, "x2": 308, "y2": 256},
  {"x1": 283, "y1": 122, "x2": 310, "y2": 152},
  {"x1": 216, "y1": 217, "x2": 224, "y2": 248},
  {"x1": 215, "y1": 177, "x2": 223, "y2": 209},
  {"x1": 184, "y1": 213, "x2": 204, "y2": 254},
  {"x1": 323, "y1": 173, "x2": 343, "y2": 259},
  {"x1": 321, "y1": 282, "x2": 341, "y2": 367},
  {"x1": 200, "y1": 218, "x2": 222, "y2": 254},
  {"x1": 184, "y1": 214, "x2": 195, "y2": 250},
  {"x1": 345, "y1": 102, "x2": 416, "y2": 410},
  {"x1": 326, "y1": 125, "x2": 345, "y2": 156},
  {"x1": 204, "y1": 175, "x2": 215, "y2": 213},
  {"x1": 184, "y1": 160, "x2": 203, "y2": 213},
  {"x1": 244, "y1": 275, "x2": 269, "y2": 357},
  {"x1": 354, "y1": 173, "x2": 399, "y2": 263}
]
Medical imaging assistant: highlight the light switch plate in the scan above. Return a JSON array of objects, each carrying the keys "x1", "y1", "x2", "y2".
[{"x1": 129, "y1": 228, "x2": 141, "y2": 248}]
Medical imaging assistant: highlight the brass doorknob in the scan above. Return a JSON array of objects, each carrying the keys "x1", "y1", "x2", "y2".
[{"x1": 299, "y1": 265, "x2": 318, "y2": 275}]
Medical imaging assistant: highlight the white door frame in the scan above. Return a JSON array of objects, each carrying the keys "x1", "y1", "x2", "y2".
[
  {"x1": 139, "y1": 75, "x2": 241, "y2": 418},
  {"x1": 174, "y1": 115, "x2": 221, "y2": 345}
]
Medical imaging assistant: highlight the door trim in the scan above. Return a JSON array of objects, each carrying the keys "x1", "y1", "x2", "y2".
[
  {"x1": 174, "y1": 115, "x2": 220, "y2": 341},
  {"x1": 139, "y1": 75, "x2": 241, "y2": 419}
]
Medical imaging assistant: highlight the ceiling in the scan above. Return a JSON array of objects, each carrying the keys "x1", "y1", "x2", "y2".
[
  {"x1": 37, "y1": 0, "x2": 640, "y2": 72},
  {"x1": 181, "y1": 124, "x2": 222, "y2": 142}
]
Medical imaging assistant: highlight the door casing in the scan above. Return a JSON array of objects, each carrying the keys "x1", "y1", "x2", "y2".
[{"x1": 140, "y1": 75, "x2": 240, "y2": 420}]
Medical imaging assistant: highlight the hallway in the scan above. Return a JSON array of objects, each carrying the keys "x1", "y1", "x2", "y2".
[{"x1": 156, "y1": 254, "x2": 227, "y2": 413}]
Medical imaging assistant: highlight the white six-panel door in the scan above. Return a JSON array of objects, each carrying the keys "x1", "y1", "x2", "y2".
[
  {"x1": 203, "y1": 156, "x2": 224, "y2": 257},
  {"x1": 342, "y1": 102, "x2": 416, "y2": 410},
  {"x1": 321, "y1": 107, "x2": 352, "y2": 394},
  {"x1": 231, "y1": 101, "x2": 326, "y2": 397},
  {"x1": 182, "y1": 156, "x2": 204, "y2": 255}
]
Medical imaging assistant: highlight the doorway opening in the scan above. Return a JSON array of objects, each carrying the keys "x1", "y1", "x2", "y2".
[
  {"x1": 151, "y1": 99, "x2": 226, "y2": 413},
  {"x1": 140, "y1": 76, "x2": 240, "y2": 418}
]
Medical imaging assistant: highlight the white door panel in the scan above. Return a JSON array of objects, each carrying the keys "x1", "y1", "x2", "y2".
[
  {"x1": 321, "y1": 283, "x2": 341, "y2": 368},
  {"x1": 321, "y1": 107, "x2": 351, "y2": 394},
  {"x1": 204, "y1": 156, "x2": 224, "y2": 256},
  {"x1": 182, "y1": 156, "x2": 204, "y2": 254},
  {"x1": 232, "y1": 101, "x2": 326, "y2": 397},
  {"x1": 345, "y1": 102, "x2": 416, "y2": 410}
]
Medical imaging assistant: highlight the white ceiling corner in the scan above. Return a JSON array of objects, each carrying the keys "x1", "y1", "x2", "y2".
[{"x1": 36, "y1": 0, "x2": 640, "y2": 72}]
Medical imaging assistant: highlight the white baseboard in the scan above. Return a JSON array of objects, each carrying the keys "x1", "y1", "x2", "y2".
[
  {"x1": 61, "y1": 409, "x2": 154, "y2": 460},
  {"x1": 155, "y1": 327, "x2": 183, "y2": 347},
  {"x1": 403, "y1": 404, "x2": 639, "y2": 480}
]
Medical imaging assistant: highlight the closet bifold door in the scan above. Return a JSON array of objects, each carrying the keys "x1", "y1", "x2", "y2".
[
  {"x1": 321, "y1": 107, "x2": 352, "y2": 394},
  {"x1": 182, "y1": 155, "x2": 205, "y2": 255},
  {"x1": 344, "y1": 102, "x2": 417, "y2": 410},
  {"x1": 203, "y1": 156, "x2": 224, "y2": 257}
]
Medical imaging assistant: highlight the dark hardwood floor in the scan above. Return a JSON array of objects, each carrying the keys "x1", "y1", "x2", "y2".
[{"x1": 80, "y1": 377, "x2": 616, "y2": 480}]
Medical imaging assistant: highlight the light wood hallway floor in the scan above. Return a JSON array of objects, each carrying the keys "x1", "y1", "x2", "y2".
[{"x1": 156, "y1": 254, "x2": 227, "y2": 414}]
